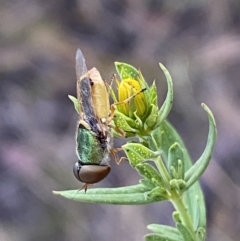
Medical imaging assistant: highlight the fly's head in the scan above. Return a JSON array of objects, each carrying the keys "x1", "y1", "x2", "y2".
[{"x1": 73, "y1": 161, "x2": 110, "y2": 185}]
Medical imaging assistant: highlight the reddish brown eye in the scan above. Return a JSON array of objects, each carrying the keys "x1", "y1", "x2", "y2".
[{"x1": 73, "y1": 161, "x2": 110, "y2": 184}]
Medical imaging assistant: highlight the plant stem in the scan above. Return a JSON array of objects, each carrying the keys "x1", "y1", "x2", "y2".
[
  {"x1": 171, "y1": 191, "x2": 196, "y2": 239},
  {"x1": 155, "y1": 155, "x2": 196, "y2": 238},
  {"x1": 155, "y1": 156, "x2": 171, "y2": 189}
]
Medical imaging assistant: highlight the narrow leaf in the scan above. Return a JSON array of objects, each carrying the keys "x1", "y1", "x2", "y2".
[
  {"x1": 149, "y1": 81, "x2": 158, "y2": 106},
  {"x1": 68, "y1": 95, "x2": 80, "y2": 113},
  {"x1": 185, "y1": 103, "x2": 217, "y2": 188},
  {"x1": 145, "y1": 104, "x2": 159, "y2": 128},
  {"x1": 145, "y1": 233, "x2": 182, "y2": 241},
  {"x1": 147, "y1": 224, "x2": 182, "y2": 241},
  {"x1": 157, "y1": 63, "x2": 174, "y2": 124},
  {"x1": 177, "y1": 223, "x2": 194, "y2": 241},
  {"x1": 53, "y1": 184, "x2": 164, "y2": 205},
  {"x1": 168, "y1": 142, "x2": 184, "y2": 179}
]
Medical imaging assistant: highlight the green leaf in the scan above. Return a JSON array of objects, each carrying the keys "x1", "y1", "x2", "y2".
[
  {"x1": 145, "y1": 233, "x2": 180, "y2": 241},
  {"x1": 152, "y1": 125, "x2": 175, "y2": 163},
  {"x1": 168, "y1": 142, "x2": 184, "y2": 179},
  {"x1": 138, "y1": 68, "x2": 150, "y2": 89},
  {"x1": 146, "y1": 132, "x2": 161, "y2": 152},
  {"x1": 192, "y1": 195, "x2": 201, "y2": 231},
  {"x1": 140, "y1": 179, "x2": 156, "y2": 189},
  {"x1": 68, "y1": 95, "x2": 80, "y2": 113},
  {"x1": 147, "y1": 224, "x2": 183, "y2": 241},
  {"x1": 114, "y1": 62, "x2": 139, "y2": 80},
  {"x1": 122, "y1": 143, "x2": 161, "y2": 167},
  {"x1": 177, "y1": 223, "x2": 195, "y2": 241},
  {"x1": 145, "y1": 104, "x2": 159, "y2": 128},
  {"x1": 145, "y1": 186, "x2": 166, "y2": 199},
  {"x1": 113, "y1": 110, "x2": 138, "y2": 133},
  {"x1": 196, "y1": 227, "x2": 206, "y2": 241},
  {"x1": 138, "y1": 70, "x2": 151, "y2": 108},
  {"x1": 151, "y1": 120, "x2": 207, "y2": 231},
  {"x1": 157, "y1": 63, "x2": 174, "y2": 125},
  {"x1": 169, "y1": 167, "x2": 178, "y2": 180},
  {"x1": 185, "y1": 103, "x2": 217, "y2": 189},
  {"x1": 172, "y1": 211, "x2": 181, "y2": 223},
  {"x1": 53, "y1": 184, "x2": 165, "y2": 205},
  {"x1": 135, "y1": 163, "x2": 164, "y2": 187},
  {"x1": 133, "y1": 111, "x2": 143, "y2": 128},
  {"x1": 169, "y1": 179, "x2": 186, "y2": 191},
  {"x1": 149, "y1": 81, "x2": 158, "y2": 106}
]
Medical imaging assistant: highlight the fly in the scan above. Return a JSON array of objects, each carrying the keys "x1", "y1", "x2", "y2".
[{"x1": 73, "y1": 49, "x2": 111, "y2": 191}]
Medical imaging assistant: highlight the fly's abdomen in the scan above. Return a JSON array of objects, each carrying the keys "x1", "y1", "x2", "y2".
[{"x1": 76, "y1": 126, "x2": 106, "y2": 165}]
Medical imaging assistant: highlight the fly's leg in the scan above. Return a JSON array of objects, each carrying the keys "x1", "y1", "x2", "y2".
[
  {"x1": 108, "y1": 124, "x2": 126, "y2": 137},
  {"x1": 70, "y1": 183, "x2": 89, "y2": 199},
  {"x1": 79, "y1": 119, "x2": 91, "y2": 130},
  {"x1": 110, "y1": 147, "x2": 128, "y2": 165},
  {"x1": 105, "y1": 74, "x2": 115, "y2": 95},
  {"x1": 107, "y1": 87, "x2": 146, "y2": 123},
  {"x1": 80, "y1": 183, "x2": 89, "y2": 193}
]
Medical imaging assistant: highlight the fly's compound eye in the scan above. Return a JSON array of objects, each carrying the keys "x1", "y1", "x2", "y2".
[
  {"x1": 73, "y1": 161, "x2": 111, "y2": 184},
  {"x1": 89, "y1": 78, "x2": 94, "y2": 86}
]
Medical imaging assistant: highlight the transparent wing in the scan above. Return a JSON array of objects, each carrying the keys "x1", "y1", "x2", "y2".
[
  {"x1": 76, "y1": 49, "x2": 87, "y2": 81},
  {"x1": 76, "y1": 49, "x2": 88, "y2": 116},
  {"x1": 75, "y1": 49, "x2": 96, "y2": 120}
]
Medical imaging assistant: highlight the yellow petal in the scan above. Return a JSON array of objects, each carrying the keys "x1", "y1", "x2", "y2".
[{"x1": 118, "y1": 78, "x2": 146, "y2": 117}]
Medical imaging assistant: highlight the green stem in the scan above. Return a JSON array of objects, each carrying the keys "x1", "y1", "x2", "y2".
[
  {"x1": 155, "y1": 155, "x2": 196, "y2": 238},
  {"x1": 155, "y1": 156, "x2": 171, "y2": 190},
  {"x1": 171, "y1": 191, "x2": 196, "y2": 239}
]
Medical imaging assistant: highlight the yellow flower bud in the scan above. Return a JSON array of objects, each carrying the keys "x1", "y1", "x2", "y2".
[{"x1": 118, "y1": 78, "x2": 146, "y2": 117}]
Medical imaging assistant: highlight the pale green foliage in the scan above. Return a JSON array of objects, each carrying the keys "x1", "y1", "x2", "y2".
[{"x1": 54, "y1": 62, "x2": 217, "y2": 241}]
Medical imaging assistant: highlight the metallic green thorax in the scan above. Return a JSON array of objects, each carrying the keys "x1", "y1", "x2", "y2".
[{"x1": 76, "y1": 124, "x2": 108, "y2": 165}]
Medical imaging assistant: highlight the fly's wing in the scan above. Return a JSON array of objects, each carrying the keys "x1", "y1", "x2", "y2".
[
  {"x1": 75, "y1": 49, "x2": 96, "y2": 120},
  {"x1": 76, "y1": 49, "x2": 87, "y2": 101}
]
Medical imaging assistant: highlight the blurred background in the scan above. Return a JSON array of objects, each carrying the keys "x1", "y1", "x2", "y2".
[{"x1": 1, "y1": 0, "x2": 240, "y2": 240}]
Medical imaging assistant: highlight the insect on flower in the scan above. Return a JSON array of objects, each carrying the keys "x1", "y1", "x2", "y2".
[
  {"x1": 72, "y1": 49, "x2": 147, "y2": 191},
  {"x1": 73, "y1": 49, "x2": 111, "y2": 191}
]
